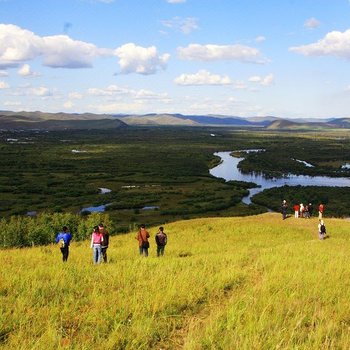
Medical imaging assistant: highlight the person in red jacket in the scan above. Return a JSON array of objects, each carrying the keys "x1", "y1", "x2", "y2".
[
  {"x1": 293, "y1": 203, "x2": 300, "y2": 218},
  {"x1": 318, "y1": 203, "x2": 325, "y2": 220},
  {"x1": 136, "y1": 224, "x2": 150, "y2": 257}
]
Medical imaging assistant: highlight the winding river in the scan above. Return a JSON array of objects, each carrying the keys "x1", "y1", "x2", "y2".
[{"x1": 209, "y1": 151, "x2": 350, "y2": 204}]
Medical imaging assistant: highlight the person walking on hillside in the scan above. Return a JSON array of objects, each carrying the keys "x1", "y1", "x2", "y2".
[
  {"x1": 55, "y1": 226, "x2": 72, "y2": 262},
  {"x1": 308, "y1": 203, "x2": 313, "y2": 217},
  {"x1": 319, "y1": 203, "x2": 325, "y2": 220},
  {"x1": 299, "y1": 203, "x2": 304, "y2": 218},
  {"x1": 281, "y1": 200, "x2": 288, "y2": 220},
  {"x1": 293, "y1": 203, "x2": 300, "y2": 218},
  {"x1": 155, "y1": 226, "x2": 167, "y2": 257},
  {"x1": 91, "y1": 226, "x2": 104, "y2": 264},
  {"x1": 99, "y1": 223, "x2": 110, "y2": 263},
  {"x1": 318, "y1": 220, "x2": 326, "y2": 240},
  {"x1": 136, "y1": 224, "x2": 150, "y2": 257}
]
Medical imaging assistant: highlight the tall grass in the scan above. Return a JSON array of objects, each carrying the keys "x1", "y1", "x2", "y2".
[{"x1": 0, "y1": 213, "x2": 349, "y2": 349}]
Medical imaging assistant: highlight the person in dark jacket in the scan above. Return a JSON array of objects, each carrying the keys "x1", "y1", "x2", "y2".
[
  {"x1": 155, "y1": 226, "x2": 167, "y2": 257},
  {"x1": 99, "y1": 223, "x2": 110, "y2": 263},
  {"x1": 281, "y1": 200, "x2": 288, "y2": 220},
  {"x1": 55, "y1": 226, "x2": 72, "y2": 262}
]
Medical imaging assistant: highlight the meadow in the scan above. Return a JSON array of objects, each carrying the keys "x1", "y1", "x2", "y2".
[{"x1": 1, "y1": 213, "x2": 350, "y2": 349}]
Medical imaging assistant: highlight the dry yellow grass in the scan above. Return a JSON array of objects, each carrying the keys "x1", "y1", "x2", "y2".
[{"x1": 0, "y1": 213, "x2": 349, "y2": 349}]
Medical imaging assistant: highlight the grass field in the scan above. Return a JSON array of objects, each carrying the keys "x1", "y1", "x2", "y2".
[{"x1": 1, "y1": 213, "x2": 350, "y2": 349}]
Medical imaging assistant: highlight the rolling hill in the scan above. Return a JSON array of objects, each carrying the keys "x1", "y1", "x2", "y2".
[{"x1": 1, "y1": 213, "x2": 350, "y2": 348}]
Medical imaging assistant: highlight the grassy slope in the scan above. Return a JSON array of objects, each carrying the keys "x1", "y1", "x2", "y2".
[{"x1": 1, "y1": 213, "x2": 350, "y2": 349}]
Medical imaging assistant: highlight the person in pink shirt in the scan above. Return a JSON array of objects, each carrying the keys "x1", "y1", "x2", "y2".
[{"x1": 90, "y1": 226, "x2": 104, "y2": 264}]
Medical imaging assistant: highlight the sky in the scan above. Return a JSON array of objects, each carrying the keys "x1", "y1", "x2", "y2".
[{"x1": 1, "y1": 0, "x2": 350, "y2": 119}]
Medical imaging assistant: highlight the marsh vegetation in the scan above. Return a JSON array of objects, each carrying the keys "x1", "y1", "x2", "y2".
[{"x1": 1, "y1": 127, "x2": 350, "y2": 237}]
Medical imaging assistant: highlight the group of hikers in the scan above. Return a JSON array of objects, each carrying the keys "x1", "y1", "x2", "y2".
[
  {"x1": 281, "y1": 200, "x2": 327, "y2": 240},
  {"x1": 55, "y1": 223, "x2": 168, "y2": 263}
]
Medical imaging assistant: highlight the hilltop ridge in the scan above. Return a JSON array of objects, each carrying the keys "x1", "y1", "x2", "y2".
[{"x1": 2, "y1": 110, "x2": 350, "y2": 130}]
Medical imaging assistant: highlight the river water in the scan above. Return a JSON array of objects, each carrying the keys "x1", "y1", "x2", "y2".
[{"x1": 209, "y1": 151, "x2": 350, "y2": 204}]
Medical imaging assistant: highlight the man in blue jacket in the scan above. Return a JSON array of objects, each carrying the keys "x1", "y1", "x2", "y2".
[{"x1": 55, "y1": 226, "x2": 72, "y2": 262}]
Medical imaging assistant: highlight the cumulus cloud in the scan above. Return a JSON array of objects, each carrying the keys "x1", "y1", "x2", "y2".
[
  {"x1": 248, "y1": 74, "x2": 274, "y2": 86},
  {"x1": 255, "y1": 36, "x2": 266, "y2": 43},
  {"x1": 161, "y1": 17, "x2": 199, "y2": 34},
  {"x1": 177, "y1": 43, "x2": 267, "y2": 63},
  {"x1": 0, "y1": 24, "x2": 107, "y2": 69},
  {"x1": 88, "y1": 84, "x2": 170, "y2": 101},
  {"x1": 114, "y1": 43, "x2": 170, "y2": 74},
  {"x1": 174, "y1": 70, "x2": 231, "y2": 85},
  {"x1": 290, "y1": 29, "x2": 350, "y2": 59},
  {"x1": 304, "y1": 17, "x2": 320, "y2": 29},
  {"x1": 29, "y1": 86, "x2": 52, "y2": 96},
  {"x1": 0, "y1": 70, "x2": 8, "y2": 77},
  {"x1": 18, "y1": 64, "x2": 39, "y2": 77}
]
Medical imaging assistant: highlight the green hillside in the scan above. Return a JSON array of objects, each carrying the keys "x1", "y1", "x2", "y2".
[{"x1": 1, "y1": 213, "x2": 350, "y2": 349}]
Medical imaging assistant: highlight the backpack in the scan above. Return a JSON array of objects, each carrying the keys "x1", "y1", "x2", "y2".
[
  {"x1": 58, "y1": 238, "x2": 65, "y2": 248},
  {"x1": 320, "y1": 224, "x2": 326, "y2": 233},
  {"x1": 157, "y1": 233, "x2": 167, "y2": 246}
]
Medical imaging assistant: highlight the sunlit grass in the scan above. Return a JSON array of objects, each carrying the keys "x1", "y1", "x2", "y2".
[{"x1": 1, "y1": 213, "x2": 350, "y2": 349}]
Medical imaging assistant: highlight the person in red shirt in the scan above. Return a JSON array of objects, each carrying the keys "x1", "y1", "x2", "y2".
[
  {"x1": 293, "y1": 203, "x2": 300, "y2": 218},
  {"x1": 318, "y1": 203, "x2": 325, "y2": 220}
]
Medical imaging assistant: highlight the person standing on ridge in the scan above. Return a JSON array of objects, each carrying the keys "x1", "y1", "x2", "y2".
[
  {"x1": 91, "y1": 226, "x2": 104, "y2": 264},
  {"x1": 281, "y1": 200, "x2": 288, "y2": 220},
  {"x1": 99, "y1": 223, "x2": 110, "y2": 263},
  {"x1": 319, "y1": 203, "x2": 325, "y2": 220},
  {"x1": 293, "y1": 203, "x2": 300, "y2": 218},
  {"x1": 155, "y1": 226, "x2": 167, "y2": 257},
  {"x1": 55, "y1": 226, "x2": 72, "y2": 262},
  {"x1": 136, "y1": 224, "x2": 150, "y2": 257}
]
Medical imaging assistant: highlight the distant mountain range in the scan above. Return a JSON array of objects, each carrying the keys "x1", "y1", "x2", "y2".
[{"x1": 1, "y1": 110, "x2": 350, "y2": 130}]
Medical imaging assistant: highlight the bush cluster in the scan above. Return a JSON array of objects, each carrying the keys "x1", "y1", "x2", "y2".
[{"x1": 0, "y1": 212, "x2": 113, "y2": 248}]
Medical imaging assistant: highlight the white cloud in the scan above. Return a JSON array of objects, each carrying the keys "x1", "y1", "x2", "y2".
[
  {"x1": 63, "y1": 101, "x2": 74, "y2": 109},
  {"x1": 290, "y1": 29, "x2": 350, "y2": 59},
  {"x1": 18, "y1": 64, "x2": 39, "y2": 77},
  {"x1": 248, "y1": 75, "x2": 261, "y2": 83},
  {"x1": 174, "y1": 70, "x2": 231, "y2": 85},
  {"x1": 255, "y1": 36, "x2": 266, "y2": 43},
  {"x1": 304, "y1": 17, "x2": 320, "y2": 29},
  {"x1": 88, "y1": 84, "x2": 169, "y2": 101},
  {"x1": 0, "y1": 80, "x2": 9, "y2": 89},
  {"x1": 161, "y1": 17, "x2": 199, "y2": 34},
  {"x1": 30, "y1": 86, "x2": 52, "y2": 96},
  {"x1": 42, "y1": 35, "x2": 105, "y2": 68},
  {"x1": 177, "y1": 43, "x2": 267, "y2": 63},
  {"x1": 0, "y1": 24, "x2": 107, "y2": 69},
  {"x1": 167, "y1": 0, "x2": 186, "y2": 3},
  {"x1": 249, "y1": 74, "x2": 274, "y2": 86},
  {"x1": 114, "y1": 43, "x2": 170, "y2": 75},
  {"x1": 0, "y1": 70, "x2": 8, "y2": 77},
  {"x1": 261, "y1": 74, "x2": 274, "y2": 86}
]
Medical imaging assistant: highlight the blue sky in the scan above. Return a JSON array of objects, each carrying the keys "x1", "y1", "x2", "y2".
[{"x1": 1, "y1": 0, "x2": 350, "y2": 118}]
